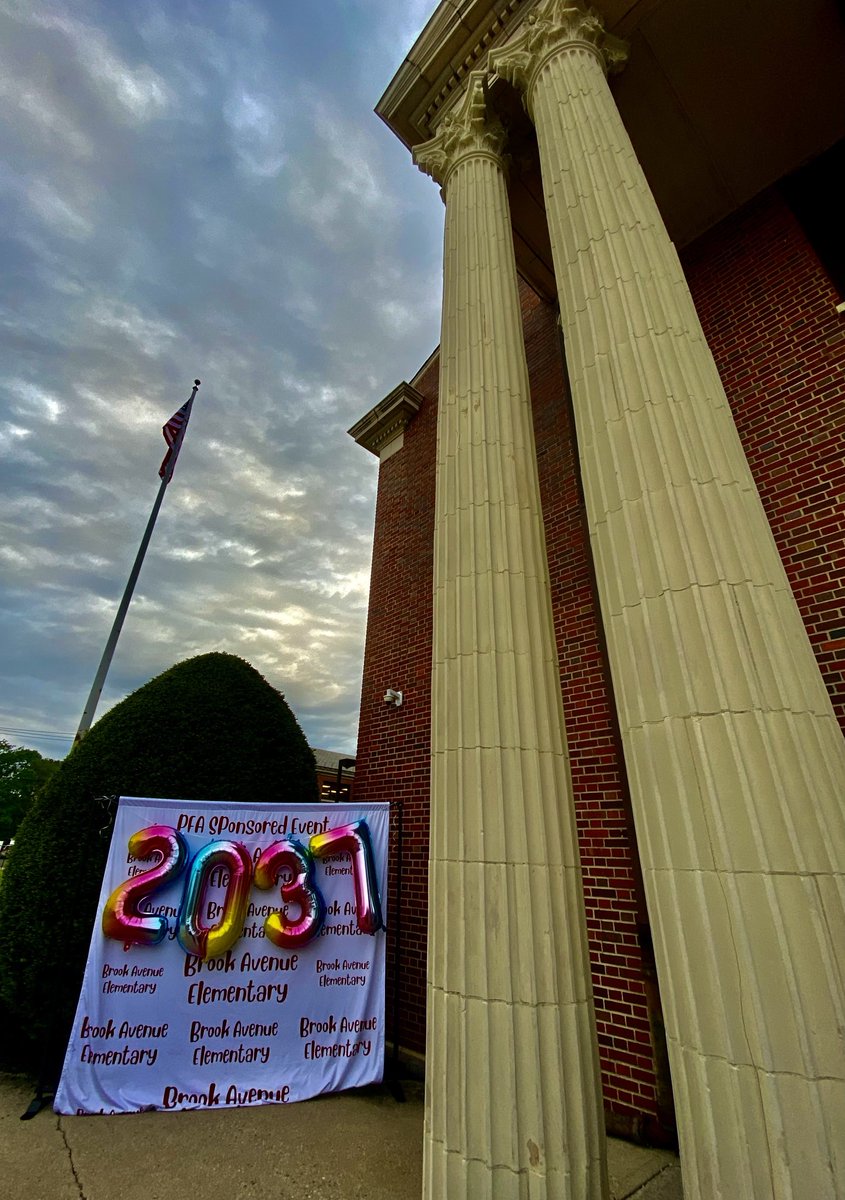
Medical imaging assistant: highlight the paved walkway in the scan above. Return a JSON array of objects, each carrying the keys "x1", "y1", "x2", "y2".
[{"x1": 1, "y1": 1072, "x2": 682, "y2": 1199}]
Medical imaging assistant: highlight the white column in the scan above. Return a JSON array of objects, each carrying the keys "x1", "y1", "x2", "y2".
[
  {"x1": 492, "y1": 5, "x2": 845, "y2": 1198},
  {"x1": 414, "y1": 70, "x2": 607, "y2": 1200}
]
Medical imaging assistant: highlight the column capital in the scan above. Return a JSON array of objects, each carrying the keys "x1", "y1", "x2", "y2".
[
  {"x1": 413, "y1": 71, "x2": 507, "y2": 190},
  {"x1": 489, "y1": 0, "x2": 627, "y2": 105}
]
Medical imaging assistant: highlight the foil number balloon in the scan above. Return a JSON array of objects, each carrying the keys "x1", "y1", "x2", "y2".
[
  {"x1": 176, "y1": 840, "x2": 253, "y2": 960},
  {"x1": 255, "y1": 822, "x2": 384, "y2": 946},
  {"x1": 102, "y1": 825, "x2": 188, "y2": 947},
  {"x1": 254, "y1": 839, "x2": 326, "y2": 948},
  {"x1": 103, "y1": 818, "x2": 384, "y2": 958},
  {"x1": 103, "y1": 828, "x2": 253, "y2": 960},
  {"x1": 311, "y1": 820, "x2": 384, "y2": 935}
]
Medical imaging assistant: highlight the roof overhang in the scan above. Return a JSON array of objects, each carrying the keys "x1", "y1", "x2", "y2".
[{"x1": 377, "y1": 0, "x2": 845, "y2": 269}]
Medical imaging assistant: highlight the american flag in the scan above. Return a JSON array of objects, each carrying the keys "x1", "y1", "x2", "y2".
[{"x1": 158, "y1": 400, "x2": 191, "y2": 480}]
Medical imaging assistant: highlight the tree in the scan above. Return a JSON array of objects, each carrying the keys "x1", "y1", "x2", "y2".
[
  {"x1": 0, "y1": 741, "x2": 60, "y2": 843},
  {"x1": 0, "y1": 653, "x2": 317, "y2": 1072}
]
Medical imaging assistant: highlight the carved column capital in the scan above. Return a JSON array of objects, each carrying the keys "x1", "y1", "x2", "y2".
[
  {"x1": 489, "y1": 0, "x2": 627, "y2": 106},
  {"x1": 413, "y1": 71, "x2": 507, "y2": 190}
]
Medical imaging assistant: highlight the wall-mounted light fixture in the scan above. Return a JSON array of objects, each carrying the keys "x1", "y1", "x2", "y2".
[{"x1": 384, "y1": 688, "x2": 403, "y2": 707}]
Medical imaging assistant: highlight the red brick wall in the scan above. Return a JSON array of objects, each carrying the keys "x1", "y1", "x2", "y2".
[
  {"x1": 682, "y1": 189, "x2": 845, "y2": 731},
  {"x1": 354, "y1": 355, "x2": 438, "y2": 1059},
  {"x1": 523, "y1": 289, "x2": 669, "y2": 1137}
]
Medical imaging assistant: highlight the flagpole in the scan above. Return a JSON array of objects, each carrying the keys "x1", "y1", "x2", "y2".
[{"x1": 73, "y1": 380, "x2": 201, "y2": 745}]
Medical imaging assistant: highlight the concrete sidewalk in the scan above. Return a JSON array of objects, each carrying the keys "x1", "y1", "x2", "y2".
[{"x1": 1, "y1": 1072, "x2": 682, "y2": 1199}]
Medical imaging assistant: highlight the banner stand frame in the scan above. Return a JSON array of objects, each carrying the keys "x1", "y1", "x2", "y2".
[{"x1": 383, "y1": 799, "x2": 405, "y2": 1103}]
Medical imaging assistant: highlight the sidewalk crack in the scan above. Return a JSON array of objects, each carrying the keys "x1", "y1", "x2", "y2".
[{"x1": 57, "y1": 1117, "x2": 86, "y2": 1199}]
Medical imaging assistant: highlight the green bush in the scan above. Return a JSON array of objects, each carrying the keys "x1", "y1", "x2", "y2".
[{"x1": 0, "y1": 653, "x2": 316, "y2": 1073}]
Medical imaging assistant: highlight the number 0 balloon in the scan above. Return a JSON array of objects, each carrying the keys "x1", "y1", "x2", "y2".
[{"x1": 177, "y1": 840, "x2": 253, "y2": 960}]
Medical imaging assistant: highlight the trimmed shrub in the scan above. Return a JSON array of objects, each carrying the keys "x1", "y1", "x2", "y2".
[{"x1": 0, "y1": 653, "x2": 316, "y2": 1072}]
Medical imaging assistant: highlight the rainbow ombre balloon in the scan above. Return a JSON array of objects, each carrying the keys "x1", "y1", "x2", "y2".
[
  {"x1": 254, "y1": 839, "x2": 326, "y2": 947},
  {"x1": 101, "y1": 816, "x2": 385, "y2": 957},
  {"x1": 311, "y1": 820, "x2": 384, "y2": 935},
  {"x1": 102, "y1": 825, "x2": 188, "y2": 947},
  {"x1": 176, "y1": 840, "x2": 253, "y2": 960}
]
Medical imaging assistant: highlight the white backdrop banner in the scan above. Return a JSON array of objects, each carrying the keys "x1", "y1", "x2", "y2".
[{"x1": 55, "y1": 797, "x2": 388, "y2": 1115}]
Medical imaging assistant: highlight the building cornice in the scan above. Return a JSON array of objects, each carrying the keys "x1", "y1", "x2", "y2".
[
  {"x1": 348, "y1": 382, "x2": 424, "y2": 458},
  {"x1": 375, "y1": 0, "x2": 534, "y2": 148}
]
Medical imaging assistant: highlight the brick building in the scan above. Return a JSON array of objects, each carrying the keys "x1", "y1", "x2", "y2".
[
  {"x1": 349, "y1": 2, "x2": 845, "y2": 1195},
  {"x1": 312, "y1": 747, "x2": 356, "y2": 802}
]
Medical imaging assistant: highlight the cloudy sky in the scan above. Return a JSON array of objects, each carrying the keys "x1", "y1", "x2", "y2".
[{"x1": 0, "y1": 0, "x2": 444, "y2": 761}]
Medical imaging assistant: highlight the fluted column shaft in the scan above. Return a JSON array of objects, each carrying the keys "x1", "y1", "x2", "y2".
[
  {"x1": 414, "y1": 71, "x2": 607, "y2": 1200},
  {"x1": 492, "y1": 6, "x2": 845, "y2": 1198}
]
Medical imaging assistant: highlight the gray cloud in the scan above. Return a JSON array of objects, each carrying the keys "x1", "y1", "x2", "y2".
[{"x1": 0, "y1": 0, "x2": 443, "y2": 759}]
